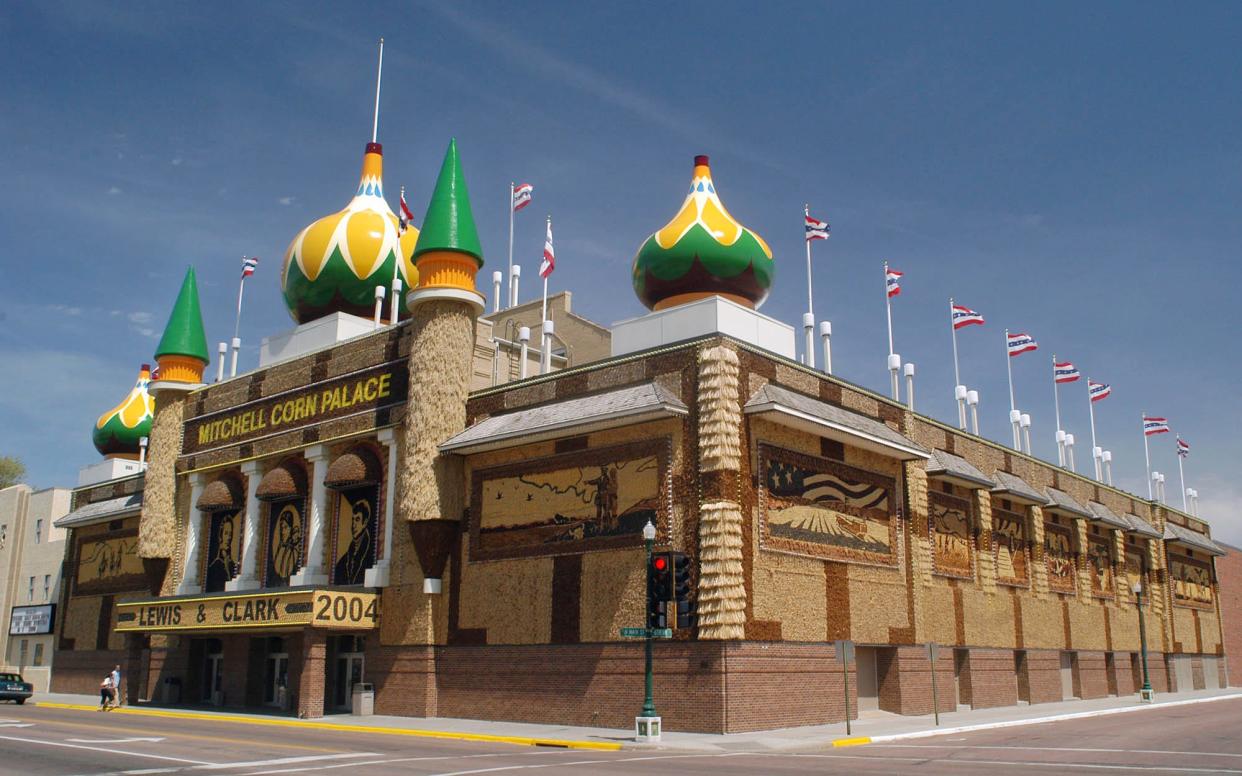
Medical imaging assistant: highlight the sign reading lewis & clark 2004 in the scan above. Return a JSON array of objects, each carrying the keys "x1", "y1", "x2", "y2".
[
  {"x1": 183, "y1": 360, "x2": 408, "y2": 454},
  {"x1": 115, "y1": 589, "x2": 379, "y2": 633}
]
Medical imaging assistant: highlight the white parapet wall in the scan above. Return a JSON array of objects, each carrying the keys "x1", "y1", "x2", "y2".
[
  {"x1": 611, "y1": 295, "x2": 796, "y2": 359},
  {"x1": 259, "y1": 312, "x2": 378, "y2": 369}
]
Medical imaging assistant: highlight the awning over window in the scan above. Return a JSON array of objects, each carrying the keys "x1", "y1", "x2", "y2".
[
  {"x1": 440, "y1": 382, "x2": 689, "y2": 455},
  {"x1": 324, "y1": 448, "x2": 381, "y2": 490},
  {"x1": 1163, "y1": 521, "x2": 1225, "y2": 556},
  {"x1": 989, "y1": 471, "x2": 1045, "y2": 505},
  {"x1": 1124, "y1": 512, "x2": 1162, "y2": 539},
  {"x1": 743, "y1": 383, "x2": 928, "y2": 461},
  {"x1": 54, "y1": 492, "x2": 143, "y2": 529},
  {"x1": 927, "y1": 449, "x2": 995, "y2": 489},
  {"x1": 196, "y1": 476, "x2": 243, "y2": 512},
  {"x1": 1086, "y1": 501, "x2": 1131, "y2": 531},
  {"x1": 256, "y1": 460, "x2": 307, "y2": 502},
  {"x1": 1043, "y1": 487, "x2": 1092, "y2": 519}
]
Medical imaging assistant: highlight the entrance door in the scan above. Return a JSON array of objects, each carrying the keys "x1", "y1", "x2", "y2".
[
  {"x1": 854, "y1": 647, "x2": 879, "y2": 711},
  {"x1": 203, "y1": 651, "x2": 224, "y2": 705},
  {"x1": 1060, "y1": 652, "x2": 1076, "y2": 699},
  {"x1": 263, "y1": 653, "x2": 289, "y2": 708},
  {"x1": 333, "y1": 652, "x2": 364, "y2": 711}
]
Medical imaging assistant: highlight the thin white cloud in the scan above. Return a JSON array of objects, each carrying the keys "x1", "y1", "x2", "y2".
[
  {"x1": 278, "y1": 196, "x2": 295, "y2": 206},
  {"x1": 107, "y1": 185, "x2": 122, "y2": 196}
]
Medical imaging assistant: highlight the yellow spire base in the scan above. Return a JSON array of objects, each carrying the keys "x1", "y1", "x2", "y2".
[{"x1": 156, "y1": 354, "x2": 206, "y2": 384}]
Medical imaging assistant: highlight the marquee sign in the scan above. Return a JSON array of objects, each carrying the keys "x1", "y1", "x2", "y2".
[
  {"x1": 183, "y1": 360, "x2": 408, "y2": 454},
  {"x1": 115, "y1": 588, "x2": 378, "y2": 633},
  {"x1": 9, "y1": 604, "x2": 55, "y2": 635}
]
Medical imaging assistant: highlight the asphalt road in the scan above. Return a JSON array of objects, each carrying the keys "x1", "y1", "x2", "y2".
[{"x1": 0, "y1": 698, "x2": 1238, "y2": 774}]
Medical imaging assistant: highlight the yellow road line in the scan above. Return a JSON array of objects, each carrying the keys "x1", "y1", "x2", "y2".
[
  {"x1": 34, "y1": 703, "x2": 623, "y2": 751},
  {"x1": 832, "y1": 736, "x2": 872, "y2": 747}
]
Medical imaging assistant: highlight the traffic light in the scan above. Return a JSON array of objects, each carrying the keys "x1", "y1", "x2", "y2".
[
  {"x1": 648, "y1": 553, "x2": 672, "y2": 629},
  {"x1": 671, "y1": 552, "x2": 695, "y2": 630}
]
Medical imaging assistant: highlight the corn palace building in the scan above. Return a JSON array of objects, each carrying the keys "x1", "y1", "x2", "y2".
[{"x1": 51, "y1": 139, "x2": 1232, "y2": 732}]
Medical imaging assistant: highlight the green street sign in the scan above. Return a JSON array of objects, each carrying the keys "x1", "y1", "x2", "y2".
[
  {"x1": 651, "y1": 628, "x2": 672, "y2": 638},
  {"x1": 620, "y1": 627, "x2": 673, "y2": 639}
]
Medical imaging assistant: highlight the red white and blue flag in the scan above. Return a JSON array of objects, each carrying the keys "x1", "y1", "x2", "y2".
[
  {"x1": 805, "y1": 213, "x2": 830, "y2": 241},
  {"x1": 1088, "y1": 380, "x2": 1111, "y2": 402},
  {"x1": 1054, "y1": 361, "x2": 1080, "y2": 383},
  {"x1": 399, "y1": 189, "x2": 415, "y2": 234},
  {"x1": 539, "y1": 218, "x2": 555, "y2": 279},
  {"x1": 1143, "y1": 416, "x2": 1170, "y2": 436},
  {"x1": 1006, "y1": 332, "x2": 1038, "y2": 357},
  {"x1": 952, "y1": 305, "x2": 984, "y2": 329},
  {"x1": 1177, "y1": 437, "x2": 1190, "y2": 458},
  {"x1": 886, "y1": 268, "x2": 904, "y2": 298},
  {"x1": 513, "y1": 183, "x2": 534, "y2": 212},
  {"x1": 241, "y1": 256, "x2": 258, "y2": 279}
]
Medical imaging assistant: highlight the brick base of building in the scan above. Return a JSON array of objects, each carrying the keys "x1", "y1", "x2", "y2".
[
  {"x1": 1074, "y1": 651, "x2": 1110, "y2": 699},
  {"x1": 1018, "y1": 649, "x2": 1063, "y2": 704}
]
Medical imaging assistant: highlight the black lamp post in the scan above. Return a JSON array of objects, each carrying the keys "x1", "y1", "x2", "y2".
[{"x1": 1134, "y1": 581, "x2": 1153, "y2": 701}]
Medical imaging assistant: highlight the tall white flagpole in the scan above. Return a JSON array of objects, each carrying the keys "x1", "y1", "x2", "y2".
[
  {"x1": 1087, "y1": 379, "x2": 1101, "y2": 481},
  {"x1": 1177, "y1": 437, "x2": 1188, "y2": 512},
  {"x1": 507, "y1": 182, "x2": 515, "y2": 309},
  {"x1": 884, "y1": 261, "x2": 898, "y2": 400},
  {"x1": 950, "y1": 298, "x2": 966, "y2": 429},
  {"x1": 803, "y1": 205, "x2": 815, "y2": 369},
  {"x1": 1142, "y1": 412, "x2": 1153, "y2": 499},
  {"x1": 1052, "y1": 355, "x2": 1065, "y2": 466},
  {"x1": 1004, "y1": 329, "x2": 1019, "y2": 449}
]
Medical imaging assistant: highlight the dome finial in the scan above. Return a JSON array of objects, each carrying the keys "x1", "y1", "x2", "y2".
[
  {"x1": 407, "y1": 139, "x2": 485, "y2": 315},
  {"x1": 154, "y1": 267, "x2": 210, "y2": 384},
  {"x1": 631, "y1": 154, "x2": 774, "y2": 311},
  {"x1": 94, "y1": 364, "x2": 155, "y2": 458}
]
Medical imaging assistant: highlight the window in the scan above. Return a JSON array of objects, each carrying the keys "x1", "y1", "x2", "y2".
[
  {"x1": 34, "y1": 519, "x2": 42, "y2": 544},
  {"x1": 27, "y1": 577, "x2": 34, "y2": 603},
  {"x1": 42, "y1": 575, "x2": 50, "y2": 600},
  {"x1": 33, "y1": 644, "x2": 43, "y2": 666}
]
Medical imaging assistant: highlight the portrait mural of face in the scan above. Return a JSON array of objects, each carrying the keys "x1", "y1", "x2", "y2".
[
  {"x1": 265, "y1": 499, "x2": 305, "y2": 588},
  {"x1": 333, "y1": 486, "x2": 377, "y2": 586},
  {"x1": 472, "y1": 439, "x2": 666, "y2": 560},
  {"x1": 204, "y1": 510, "x2": 242, "y2": 593},
  {"x1": 759, "y1": 444, "x2": 895, "y2": 565},
  {"x1": 993, "y1": 507, "x2": 1029, "y2": 585},
  {"x1": 1087, "y1": 535, "x2": 1114, "y2": 594},
  {"x1": 929, "y1": 491, "x2": 974, "y2": 578},
  {"x1": 1044, "y1": 522, "x2": 1077, "y2": 593}
]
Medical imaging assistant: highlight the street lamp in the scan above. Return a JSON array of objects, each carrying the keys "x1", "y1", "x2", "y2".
[
  {"x1": 1133, "y1": 581, "x2": 1154, "y2": 702},
  {"x1": 636, "y1": 520, "x2": 661, "y2": 741}
]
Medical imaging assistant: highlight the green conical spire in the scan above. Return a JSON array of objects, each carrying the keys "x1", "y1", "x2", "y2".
[
  {"x1": 154, "y1": 266, "x2": 210, "y2": 363},
  {"x1": 412, "y1": 138, "x2": 483, "y2": 265}
]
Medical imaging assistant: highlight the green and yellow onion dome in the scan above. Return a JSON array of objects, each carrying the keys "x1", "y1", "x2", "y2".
[
  {"x1": 93, "y1": 364, "x2": 154, "y2": 459},
  {"x1": 632, "y1": 155, "x2": 774, "y2": 311},
  {"x1": 281, "y1": 142, "x2": 419, "y2": 324}
]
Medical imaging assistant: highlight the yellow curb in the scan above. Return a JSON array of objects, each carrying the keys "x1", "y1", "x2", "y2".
[
  {"x1": 832, "y1": 736, "x2": 872, "y2": 747},
  {"x1": 34, "y1": 702, "x2": 622, "y2": 751}
]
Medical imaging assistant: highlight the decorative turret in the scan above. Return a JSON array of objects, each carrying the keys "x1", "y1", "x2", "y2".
[
  {"x1": 154, "y1": 266, "x2": 210, "y2": 384},
  {"x1": 92, "y1": 364, "x2": 155, "y2": 458},
  {"x1": 406, "y1": 138, "x2": 484, "y2": 314},
  {"x1": 280, "y1": 142, "x2": 419, "y2": 324},
  {"x1": 632, "y1": 155, "x2": 774, "y2": 311}
]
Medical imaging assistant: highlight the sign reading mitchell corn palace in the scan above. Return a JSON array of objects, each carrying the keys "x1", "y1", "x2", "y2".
[{"x1": 54, "y1": 140, "x2": 1229, "y2": 732}]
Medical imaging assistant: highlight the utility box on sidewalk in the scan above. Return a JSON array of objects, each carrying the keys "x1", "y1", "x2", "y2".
[{"x1": 351, "y1": 683, "x2": 374, "y2": 716}]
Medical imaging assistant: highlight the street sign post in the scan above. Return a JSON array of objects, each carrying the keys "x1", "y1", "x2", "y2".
[
  {"x1": 928, "y1": 642, "x2": 940, "y2": 726},
  {"x1": 620, "y1": 627, "x2": 673, "y2": 639},
  {"x1": 835, "y1": 639, "x2": 854, "y2": 735}
]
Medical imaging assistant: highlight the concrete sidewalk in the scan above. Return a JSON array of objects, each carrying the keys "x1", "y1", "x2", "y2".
[{"x1": 30, "y1": 687, "x2": 1242, "y2": 752}]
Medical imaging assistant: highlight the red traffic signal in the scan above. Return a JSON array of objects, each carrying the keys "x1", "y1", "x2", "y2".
[{"x1": 653, "y1": 556, "x2": 668, "y2": 572}]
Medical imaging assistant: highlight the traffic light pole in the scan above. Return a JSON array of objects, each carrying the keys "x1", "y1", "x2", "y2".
[{"x1": 642, "y1": 531, "x2": 657, "y2": 718}]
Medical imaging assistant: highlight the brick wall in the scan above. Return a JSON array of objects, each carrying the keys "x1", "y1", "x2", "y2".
[
  {"x1": 1192, "y1": 656, "x2": 1206, "y2": 691},
  {"x1": 1018, "y1": 649, "x2": 1062, "y2": 704},
  {"x1": 50, "y1": 648, "x2": 125, "y2": 695},
  {"x1": 876, "y1": 645, "x2": 955, "y2": 715},
  {"x1": 1073, "y1": 651, "x2": 1110, "y2": 699},
  {"x1": 1109, "y1": 652, "x2": 1136, "y2": 696},
  {"x1": 369, "y1": 644, "x2": 436, "y2": 717},
  {"x1": 1217, "y1": 545, "x2": 1242, "y2": 687},
  {"x1": 296, "y1": 631, "x2": 325, "y2": 719},
  {"x1": 723, "y1": 642, "x2": 853, "y2": 733},
  {"x1": 963, "y1": 648, "x2": 1018, "y2": 708}
]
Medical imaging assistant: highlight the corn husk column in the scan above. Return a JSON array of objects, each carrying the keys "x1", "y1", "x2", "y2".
[
  {"x1": 695, "y1": 345, "x2": 746, "y2": 639},
  {"x1": 399, "y1": 139, "x2": 485, "y2": 603},
  {"x1": 138, "y1": 267, "x2": 209, "y2": 595}
]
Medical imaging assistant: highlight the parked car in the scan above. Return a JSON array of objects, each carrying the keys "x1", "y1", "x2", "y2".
[{"x1": 0, "y1": 674, "x2": 32, "y2": 704}]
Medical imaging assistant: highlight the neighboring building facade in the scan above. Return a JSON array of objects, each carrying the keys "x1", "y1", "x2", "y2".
[
  {"x1": 1216, "y1": 543, "x2": 1242, "y2": 687},
  {"x1": 0, "y1": 484, "x2": 70, "y2": 692},
  {"x1": 50, "y1": 133, "x2": 1233, "y2": 731}
]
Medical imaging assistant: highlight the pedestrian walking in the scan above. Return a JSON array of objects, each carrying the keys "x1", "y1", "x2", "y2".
[
  {"x1": 111, "y1": 665, "x2": 122, "y2": 707},
  {"x1": 99, "y1": 675, "x2": 114, "y2": 711}
]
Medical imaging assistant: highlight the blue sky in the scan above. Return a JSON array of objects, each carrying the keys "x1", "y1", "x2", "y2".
[{"x1": 2, "y1": 2, "x2": 1239, "y2": 540}]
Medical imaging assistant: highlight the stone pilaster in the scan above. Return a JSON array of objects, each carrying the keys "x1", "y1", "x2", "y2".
[
  {"x1": 1075, "y1": 518, "x2": 1093, "y2": 603},
  {"x1": 975, "y1": 488, "x2": 996, "y2": 593},
  {"x1": 1029, "y1": 505, "x2": 1048, "y2": 596},
  {"x1": 904, "y1": 462, "x2": 931, "y2": 642},
  {"x1": 137, "y1": 391, "x2": 186, "y2": 568}
]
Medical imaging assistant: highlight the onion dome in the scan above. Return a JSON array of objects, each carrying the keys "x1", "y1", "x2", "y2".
[
  {"x1": 154, "y1": 267, "x2": 210, "y2": 384},
  {"x1": 408, "y1": 138, "x2": 485, "y2": 313},
  {"x1": 281, "y1": 143, "x2": 419, "y2": 324},
  {"x1": 632, "y1": 155, "x2": 774, "y2": 311},
  {"x1": 93, "y1": 364, "x2": 155, "y2": 458}
]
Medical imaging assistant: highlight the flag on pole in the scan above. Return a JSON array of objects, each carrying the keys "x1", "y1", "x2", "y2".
[
  {"x1": 399, "y1": 189, "x2": 415, "y2": 234},
  {"x1": 951, "y1": 305, "x2": 984, "y2": 329},
  {"x1": 1006, "y1": 332, "x2": 1038, "y2": 356},
  {"x1": 805, "y1": 213, "x2": 830, "y2": 241},
  {"x1": 241, "y1": 256, "x2": 258, "y2": 279},
  {"x1": 1088, "y1": 380, "x2": 1111, "y2": 402},
  {"x1": 1177, "y1": 437, "x2": 1190, "y2": 458},
  {"x1": 885, "y1": 268, "x2": 903, "y2": 298},
  {"x1": 1143, "y1": 416, "x2": 1170, "y2": 436},
  {"x1": 1053, "y1": 361, "x2": 1080, "y2": 383},
  {"x1": 512, "y1": 183, "x2": 534, "y2": 212},
  {"x1": 539, "y1": 217, "x2": 555, "y2": 279}
]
